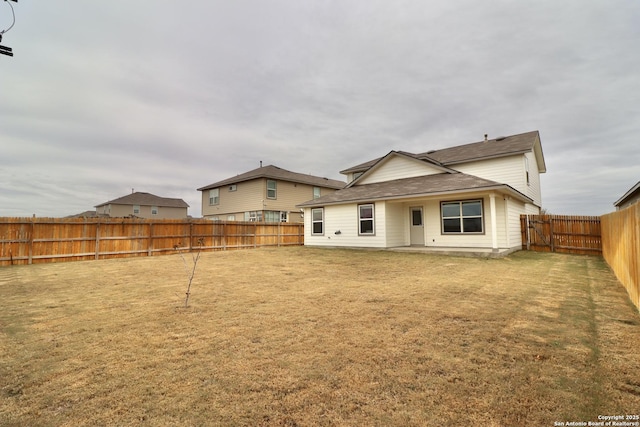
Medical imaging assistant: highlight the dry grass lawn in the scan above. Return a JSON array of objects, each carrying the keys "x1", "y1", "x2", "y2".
[{"x1": 1, "y1": 247, "x2": 639, "y2": 426}]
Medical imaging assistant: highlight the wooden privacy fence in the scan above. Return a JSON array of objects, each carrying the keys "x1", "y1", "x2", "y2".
[
  {"x1": 601, "y1": 204, "x2": 639, "y2": 312},
  {"x1": 520, "y1": 214, "x2": 602, "y2": 255},
  {"x1": 0, "y1": 217, "x2": 304, "y2": 266}
]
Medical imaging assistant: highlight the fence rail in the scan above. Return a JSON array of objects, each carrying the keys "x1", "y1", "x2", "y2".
[
  {"x1": 0, "y1": 217, "x2": 304, "y2": 266},
  {"x1": 601, "y1": 204, "x2": 639, "y2": 312},
  {"x1": 520, "y1": 214, "x2": 602, "y2": 255}
]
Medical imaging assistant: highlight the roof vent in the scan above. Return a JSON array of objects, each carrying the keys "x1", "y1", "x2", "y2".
[
  {"x1": 426, "y1": 150, "x2": 436, "y2": 154},
  {"x1": 496, "y1": 136, "x2": 507, "y2": 141},
  {"x1": 484, "y1": 134, "x2": 488, "y2": 142}
]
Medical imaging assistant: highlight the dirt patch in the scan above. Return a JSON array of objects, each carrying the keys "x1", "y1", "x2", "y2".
[{"x1": 1, "y1": 248, "x2": 638, "y2": 426}]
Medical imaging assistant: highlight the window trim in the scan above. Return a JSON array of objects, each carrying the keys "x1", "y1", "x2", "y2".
[
  {"x1": 358, "y1": 203, "x2": 375, "y2": 236},
  {"x1": 440, "y1": 199, "x2": 484, "y2": 234},
  {"x1": 311, "y1": 208, "x2": 324, "y2": 236},
  {"x1": 266, "y1": 179, "x2": 277, "y2": 199},
  {"x1": 209, "y1": 188, "x2": 220, "y2": 206}
]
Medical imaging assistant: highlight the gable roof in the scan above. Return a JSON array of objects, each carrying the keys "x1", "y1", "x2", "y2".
[
  {"x1": 614, "y1": 181, "x2": 640, "y2": 207},
  {"x1": 197, "y1": 164, "x2": 346, "y2": 191},
  {"x1": 297, "y1": 173, "x2": 532, "y2": 207},
  {"x1": 345, "y1": 150, "x2": 457, "y2": 189},
  {"x1": 95, "y1": 192, "x2": 189, "y2": 208},
  {"x1": 341, "y1": 130, "x2": 545, "y2": 175}
]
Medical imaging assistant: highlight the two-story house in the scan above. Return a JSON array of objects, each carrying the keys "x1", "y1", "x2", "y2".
[
  {"x1": 197, "y1": 164, "x2": 346, "y2": 222},
  {"x1": 95, "y1": 192, "x2": 189, "y2": 219},
  {"x1": 298, "y1": 130, "x2": 546, "y2": 255}
]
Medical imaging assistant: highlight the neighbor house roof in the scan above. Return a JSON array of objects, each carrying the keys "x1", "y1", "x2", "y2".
[
  {"x1": 197, "y1": 164, "x2": 346, "y2": 191},
  {"x1": 614, "y1": 181, "x2": 640, "y2": 208},
  {"x1": 297, "y1": 172, "x2": 532, "y2": 208},
  {"x1": 95, "y1": 192, "x2": 189, "y2": 208},
  {"x1": 340, "y1": 130, "x2": 545, "y2": 174}
]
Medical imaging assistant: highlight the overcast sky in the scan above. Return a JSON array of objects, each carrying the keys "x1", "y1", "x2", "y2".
[{"x1": 1, "y1": 1, "x2": 638, "y2": 217}]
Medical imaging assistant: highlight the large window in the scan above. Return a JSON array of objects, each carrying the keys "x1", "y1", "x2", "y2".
[
  {"x1": 263, "y1": 210, "x2": 288, "y2": 223},
  {"x1": 311, "y1": 208, "x2": 324, "y2": 235},
  {"x1": 358, "y1": 204, "x2": 375, "y2": 235},
  {"x1": 209, "y1": 188, "x2": 219, "y2": 205},
  {"x1": 245, "y1": 211, "x2": 263, "y2": 222},
  {"x1": 441, "y1": 200, "x2": 483, "y2": 234},
  {"x1": 267, "y1": 180, "x2": 277, "y2": 199}
]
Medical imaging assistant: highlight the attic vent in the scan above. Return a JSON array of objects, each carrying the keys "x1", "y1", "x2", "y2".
[
  {"x1": 426, "y1": 150, "x2": 436, "y2": 154},
  {"x1": 496, "y1": 136, "x2": 507, "y2": 141}
]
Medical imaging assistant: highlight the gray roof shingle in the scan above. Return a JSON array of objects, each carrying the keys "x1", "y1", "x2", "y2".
[
  {"x1": 297, "y1": 173, "x2": 532, "y2": 207},
  {"x1": 95, "y1": 192, "x2": 189, "y2": 208},
  {"x1": 198, "y1": 164, "x2": 346, "y2": 191},
  {"x1": 340, "y1": 130, "x2": 542, "y2": 174}
]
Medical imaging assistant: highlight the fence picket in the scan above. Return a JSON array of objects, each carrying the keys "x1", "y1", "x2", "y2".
[{"x1": 0, "y1": 218, "x2": 304, "y2": 266}]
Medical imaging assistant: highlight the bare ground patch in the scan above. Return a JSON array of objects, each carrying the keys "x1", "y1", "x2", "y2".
[{"x1": 0, "y1": 248, "x2": 638, "y2": 426}]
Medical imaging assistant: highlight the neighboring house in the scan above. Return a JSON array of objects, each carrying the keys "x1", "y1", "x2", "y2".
[
  {"x1": 65, "y1": 210, "x2": 110, "y2": 219},
  {"x1": 298, "y1": 130, "x2": 546, "y2": 254},
  {"x1": 614, "y1": 181, "x2": 640, "y2": 210},
  {"x1": 95, "y1": 192, "x2": 189, "y2": 219},
  {"x1": 197, "y1": 164, "x2": 346, "y2": 222}
]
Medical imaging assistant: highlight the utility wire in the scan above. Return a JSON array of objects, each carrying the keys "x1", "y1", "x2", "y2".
[{"x1": 1, "y1": 0, "x2": 16, "y2": 35}]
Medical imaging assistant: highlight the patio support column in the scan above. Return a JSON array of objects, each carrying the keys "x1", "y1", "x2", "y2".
[{"x1": 489, "y1": 193, "x2": 498, "y2": 252}]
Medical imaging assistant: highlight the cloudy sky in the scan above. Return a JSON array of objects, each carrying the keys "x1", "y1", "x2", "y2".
[{"x1": 1, "y1": 1, "x2": 638, "y2": 217}]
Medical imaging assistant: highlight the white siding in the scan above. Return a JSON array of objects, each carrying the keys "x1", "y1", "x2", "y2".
[
  {"x1": 454, "y1": 153, "x2": 542, "y2": 208},
  {"x1": 358, "y1": 155, "x2": 443, "y2": 185},
  {"x1": 523, "y1": 151, "x2": 542, "y2": 207},
  {"x1": 384, "y1": 202, "x2": 407, "y2": 247},
  {"x1": 305, "y1": 192, "x2": 526, "y2": 250},
  {"x1": 304, "y1": 202, "x2": 387, "y2": 248},
  {"x1": 506, "y1": 197, "x2": 526, "y2": 249}
]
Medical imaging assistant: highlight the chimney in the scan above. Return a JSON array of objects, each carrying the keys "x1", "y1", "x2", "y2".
[{"x1": 484, "y1": 134, "x2": 488, "y2": 142}]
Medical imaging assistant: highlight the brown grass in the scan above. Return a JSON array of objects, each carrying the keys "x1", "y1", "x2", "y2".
[{"x1": 1, "y1": 248, "x2": 639, "y2": 426}]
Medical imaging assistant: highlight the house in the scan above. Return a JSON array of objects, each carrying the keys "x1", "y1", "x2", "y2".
[
  {"x1": 95, "y1": 192, "x2": 189, "y2": 219},
  {"x1": 614, "y1": 181, "x2": 640, "y2": 210},
  {"x1": 197, "y1": 164, "x2": 346, "y2": 222},
  {"x1": 298, "y1": 130, "x2": 546, "y2": 255}
]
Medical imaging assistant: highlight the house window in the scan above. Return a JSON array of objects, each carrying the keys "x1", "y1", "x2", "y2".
[
  {"x1": 280, "y1": 211, "x2": 288, "y2": 222},
  {"x1": 229, "y1": 184, "x2": 237, "y2": 192},
  {"x1": 245, "y1": 211, "x2": 262, "y2": 222},
  {"x1": 133, "y1": 205, "x2": 140, "y2": 215},
  {"x1": 267, "y1": 180, "x2": 277, "y2": 199},
  {"x1": 441, "y1": 200, "x2": 484, "y2": 234},
  {"x1": 265, "y1": 211, "x2": 286, "y2": 223},
  {"x1": 358, "y1": 204, "x2": 375, "y2": 235},
  {"x1": 525, "y1": 157, "x2": 530, "y2": 186},
  {"x1": 151, "y1": 206, "x2": 158, "y2": 215},
  {"x1": 311, "y1": 208, "x2": 324, "y2": 235},
  {"x1": 313, "y1": 187, "x2": 321, "y2": 199},
  {"x1": 209, "y1": 188, "x2": 220, "y2": 205}
]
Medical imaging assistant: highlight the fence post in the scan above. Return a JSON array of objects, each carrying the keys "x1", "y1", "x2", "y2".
[
  {"x1": 94, "y1": 219, "x2": 101, "y2": 260},
  {"x1": 189, "y1": 220, "x2": 193, "y2": 253},
  {"x1": 550, "y1": 217, "x2": 555, "y2": 252},
  {"x1": 28, "y1": 215, "x2": 35, "y2": 265},
  {"x1": 525, "y1": 215, "x2": 530, "y2": 251},
  {"x1": 147, "y1": 222, "x2": 153, "y2": 257}
]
